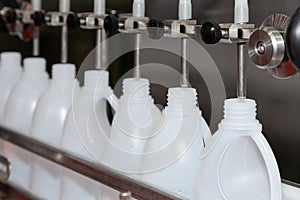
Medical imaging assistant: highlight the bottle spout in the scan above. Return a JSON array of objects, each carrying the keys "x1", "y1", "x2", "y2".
[{"x1": 234, "y1": 0, "x2": 249, "y2": 23}]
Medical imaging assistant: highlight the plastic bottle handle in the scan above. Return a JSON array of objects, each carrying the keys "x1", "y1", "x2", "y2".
[
  {"x1": 104, "y1": 88, "x2": 119, "y2": 111},
  {"x1": 251, "y1": 133, "x2": 282, "y2": 200}
]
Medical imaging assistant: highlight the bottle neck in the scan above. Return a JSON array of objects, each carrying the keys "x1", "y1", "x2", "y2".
[
  {"x1": 0, "y1": 52, "x2": 22, "y2": 70},
  {"x1": 220, "y1": 98, "x2": 261, "y2": 131},
  {"x1": 120, "y1": 78, "x2": 152, "y2": 103},
  {"x1": 83, "y1": 70, "x2": 109, "y2": 94},
  {"x1": 23, "y1": 58, "x2": 47, "y2": 79},
  {"x1": 51, "y1": 63, "x2": 76, "y2": 84},
  {"x1": 165, "y1": 87, "x2": 199, "y2": 115}
]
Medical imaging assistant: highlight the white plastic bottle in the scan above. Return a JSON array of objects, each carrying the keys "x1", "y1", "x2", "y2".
[
  {"x1": 60, "y1": 70, "x2": 118, "y2": 200},
  {"x1": 1, "y1": 57, "x2": 49, "y2": 191},
  {"x1": 2, "y1": 57, "x2": 49, "y2": 134},
  {"x1": 140, "y1": 87, "x2": 211, "y2": 200},
  {"x1": 30, "y1": 63, "x2": 80, "y2": 200},
  {"x1": 0, "y1": 52, "x2": 22, "y2": 122},
  {"x1": 101, "y1": 78, "x2": 161, "y2": 173},
  {"x1": 195, "y1": 98, "x2": 282, "y2": 200}
]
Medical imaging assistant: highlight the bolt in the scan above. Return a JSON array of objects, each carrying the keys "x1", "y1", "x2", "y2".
[{"x1": 256, "y1": 41, "x2": 266, "y2": 55}]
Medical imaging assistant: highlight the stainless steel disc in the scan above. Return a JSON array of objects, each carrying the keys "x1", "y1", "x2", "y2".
[
  {"x1": 248, "y1": 27, "x2": 285, "y2": 69},
  {"x1": 261, "y1": 13, "x2": 290, "y2": 32},
  {"x1": 263, "y1": 14, "x2": 297, "y2": 79},
  {"x1": 248, "y1": 13, "x2": 297, "y2": 79}
]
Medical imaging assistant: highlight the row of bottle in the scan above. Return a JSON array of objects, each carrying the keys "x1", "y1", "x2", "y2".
[{"x1": 0, "y1": 51, "x2": 282, "y2": 200}]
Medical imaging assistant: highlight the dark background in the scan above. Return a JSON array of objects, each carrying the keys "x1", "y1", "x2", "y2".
[{"x1": 0, "y1": 0, "x2": 299, "y2": 184}]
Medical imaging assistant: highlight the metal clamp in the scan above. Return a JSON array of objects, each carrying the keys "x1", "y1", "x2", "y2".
[
  {"x1": 77, "y1": 13, "x2": 107, "y2": 29},
  {"x1": 123, "y1": 16, "x2": 149, "y2": 33},
  {"x1": 163, "y1": 19, "x2": 200, "y2": 37},
  {"x1": 45, "y1": 11, "x2": 71, "y2": 27},
  {"x1": 201, "y1": 21, "x2": 255, "y2": 44}
]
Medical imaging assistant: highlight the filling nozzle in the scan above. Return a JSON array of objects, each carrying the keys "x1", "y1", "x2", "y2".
[
  {"x1": 94, "y1": 0, "x2": 106, "y2": 69},
  {"x1": 132, "y1": 0, "x2": 145, "y2": 78},
  {"x1": 59, "y1": 0, "x2": 70, "y2": 63},
  {"x1": 235, "y1": 0, "x2": 249, "y2": 98},
  {"x1": 94, "y1": 0, "x2": 105, "y2": 15},
  {"x1": 133, "y1": 0, "x2": 145, "y2": 17},
  {"x1": 32, "y1": 0, "x2": 42, "y2": 11},
  {"x1": 31, "y1": 0, "x2": 42, "y2": 56},
  {"x1": 234, "y1": 0, "x2": 249, "y2": 23},
  {"x1": 179, "y1": 0, "x2": 192, "y2": 20},
  {"x1": 178, "y1": 0, "x2": 191, "y2": 87}
]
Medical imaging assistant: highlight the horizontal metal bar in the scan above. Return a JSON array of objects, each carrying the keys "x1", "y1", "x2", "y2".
[{"x1": 0, "y1": 127, "x2": 181, "y2": 200}]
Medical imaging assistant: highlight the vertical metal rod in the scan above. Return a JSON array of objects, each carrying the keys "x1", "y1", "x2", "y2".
[
  {"x1": 101, "y1": 30, "x2": 107, "y2": 70},
  {"x1": 134, "y1": 34, "x2": 141, "y2": 78},
  {"x1": 94, "y1": 0, "x2": 105, "y2": 69},
  {"x1": 32, "y1": 26, "x2": 40, "y2": 56},
  {"x1": 180, "y1": 37, "x2": 189, "y2": 87},
  {"x1": 237, "y1": 43, "x2": 247, "y2": 98},
  {"x1": 60, "y1": 0, "x2": 70, "y2": 63},
  {"x1": 32, "y1": 0, "x2": 41, "y2": 56},
  {"x1": 95, "y1": 29, "x2": 102, "y2": 69},
  {"x1": 61, "y1": 26, "x2": 68, "y2": 63}
]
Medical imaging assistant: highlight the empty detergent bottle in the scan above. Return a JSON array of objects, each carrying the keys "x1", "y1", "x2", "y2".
[
  {"x1": 1, "y1": 57, "x2": 49, "y2": 190},
  {"x1": 195, "y1": 98, "x2": 282, "y2": 200},
  {"x1": 101, "y1": 78, "x2": 161, "y2": 173},
  {"x1": 140, "y1": 87, "x2": 211, "y2": 200},
  {"x1": 0, "y1": 52, "x2": 22, "y2": 122},
  {"x1": 60, "y1": 70, "x2": 118, "y2": 200},
  {"x1": 30, "y1": 63, "x2": 80, "y2": 200}
]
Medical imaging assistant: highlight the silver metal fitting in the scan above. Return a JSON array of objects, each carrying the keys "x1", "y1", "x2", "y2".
[
  {"x1": 164, "y1": 19, "x2": 200, "y2": 37},
  {"x1": 45, "y1": 11, "x2": 69, "y2": 26},
  {"x1": 123, "y1": 16, "x2": 149, "y2": 33},
  {"x1": 219, "y1": 23, "x2": 254, "y2": 43},
  {"x1": 78, "y1": 13, "x2": 107, "y2": 29},
  {"x1": 248, "y1": 13, "x2": 297, "y2": 79}
]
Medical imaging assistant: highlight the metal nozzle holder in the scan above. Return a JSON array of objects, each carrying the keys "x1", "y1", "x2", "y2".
[
  {"x1": 123, "y1": 16, "x2": 149, "y2": 33},
  {"x1": 76, "y1": 13, "x2": 107, "y2": 30},
  {"x1": 248, "y1": 14, "x2": 297, "y2": 79},
  {"x1": 163, "y1": 19, "x2": 200, "y2": 37},
  {"x1": 45, "y1": 11, "x2": 71, "y2": 27},
  {"x1": 201, "y1": 21, "x2": 254, "y2": 44}
]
